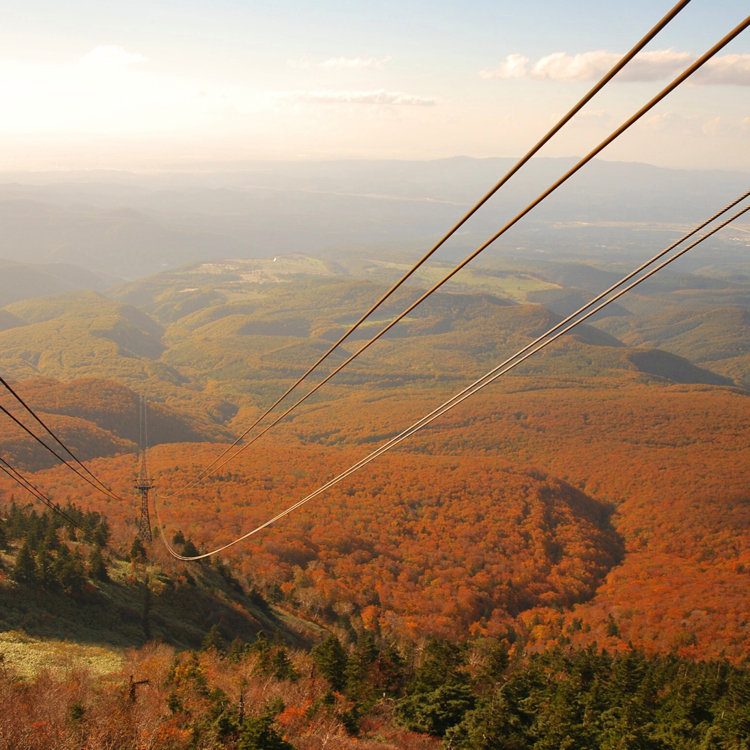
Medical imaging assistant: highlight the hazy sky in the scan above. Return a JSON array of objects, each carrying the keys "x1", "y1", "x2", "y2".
[{"x1": 1, "y1": 0, "x2": 748, "y2": 171}]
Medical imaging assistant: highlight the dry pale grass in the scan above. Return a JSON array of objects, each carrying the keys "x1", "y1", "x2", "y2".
[{"x1": 0, "y1": 630, "x2": 123, "y2": 679}]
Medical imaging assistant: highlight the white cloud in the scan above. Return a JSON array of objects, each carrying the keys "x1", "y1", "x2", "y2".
[
  {"x1": 319, "y1": 56, "x2": 392, "y2": 70},
  {"x1": 530, "y1": 49, "x2": 692, "y2": 81},
  {"x1": 79, "y1": 45, "x2": 148, "y2": 66},
  {"x1": 288, "y1": 56, "x2": 392, "y2": 71},
  {"x1": 693, "y1": 54, "x2": 750, "y2": 86},
  {"x1": 480, "y1": 49, "x2": 750, "y2": 85},
  {"x1": 701, "y1": 116, "x2": 723, "y2": 136},
  {"x1": 479, "y1": 53, "x2": 529, "y2": 80},
  {"x1": 273, "y1": 89, "x2": 435, "y2": 106}
]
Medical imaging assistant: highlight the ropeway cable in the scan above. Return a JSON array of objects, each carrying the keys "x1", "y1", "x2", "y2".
[
  {"x1": 179, "y1": 15, "x2": 750, "y2": 487},
  {"x1": 154, "y1": 193, "x2": 749, "y2": 560},
  {"x1": 0, "y1": 402, "x2": 127, "y2": 503},
  {"x1": 0, "y1": 376, "x2": 126, "y2": 503},
  {"x1": 0, "y1": 454, "x2": 86, "y2": 530},
  {"x1": 180, "y1": 0, "x2": 694, "y2": 490}
]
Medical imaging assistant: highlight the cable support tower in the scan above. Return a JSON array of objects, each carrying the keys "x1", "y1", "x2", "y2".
[
  {"x1": 177, "y1": 0, "x2": 694, "y2": 493},
  {"x1": 135, "y1": 395, "x2": 153, "y2": 542},
  {"x1": 176, "y1": 13, "x2": 749, "y2": 488},
  {"x1": 0, "y1": 375, "x2": 127, "y2": 504},
  {"x1": 153, "y1": 190, "x2": 749, "y2": 561}
]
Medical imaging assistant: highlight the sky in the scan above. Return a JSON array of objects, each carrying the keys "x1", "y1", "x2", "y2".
[{"x1": 1, "y1": 0, "x2": 748, "y2": 172}]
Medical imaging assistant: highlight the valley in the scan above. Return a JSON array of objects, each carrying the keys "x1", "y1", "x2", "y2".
[{"x1": 0, "y1": 164, "x2": 748, "y2": 748}]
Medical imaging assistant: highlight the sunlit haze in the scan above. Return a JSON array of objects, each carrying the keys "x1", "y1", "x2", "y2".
[{"x1": 1, "y1": 0, "x2": 749, "y2": 172}]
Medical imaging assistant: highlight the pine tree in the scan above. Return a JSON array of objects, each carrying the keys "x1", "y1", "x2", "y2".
[
  {"x1": 129, "y1": 536, "x2": 147, "y2": 563},
  {"x1": 93, "y1": 519, "x2": 110, "y2": 548},
  {"x1": 88, "y1": 546, "x2": 109, "y2": 582},
  {"x1": 12, "y1": 540, "x2": 37, "y2": 585},
  {"x1": 311, "y1": 634, "x2": 348, "y2": 691},
  {"x1": 202, "y1": 624, "x2": 226, "y2": 653},
  {"x1": 182, "y1": 538, "x2": 200, "y2": 557},
  {"x1": 54, "y1": 544, "x2": 85, "y2": 595},
  {"x1": 238, "y1": 711, "x2": 294, "y2": 750},
  {"x1": 35, "y1": 543, "x2": 55, "y2": 589}
]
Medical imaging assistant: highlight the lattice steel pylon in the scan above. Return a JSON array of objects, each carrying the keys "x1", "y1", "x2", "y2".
[{"x1": 135, "y1": 395, "x2": 153, "y2": 542}]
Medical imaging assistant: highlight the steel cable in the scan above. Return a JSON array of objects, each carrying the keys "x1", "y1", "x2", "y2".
[
  {"x1": 0, "y1": 403, "x2": 127, "y2": 503},
  {"x1": 155, "y1": 194, "x2": 749, "y2": 560},
  {"x1": 180, "y1": 0, "x2": 695, "y2": 490},
  {"x1": 0, "y1": 455, "x2": 86, "y2": 529},
  {"x1": 0, "y1": 376, "x2": 125, "y2": 502},
  {"x1": 185, "y1": 15, "x2": 749, "y2": 487}
]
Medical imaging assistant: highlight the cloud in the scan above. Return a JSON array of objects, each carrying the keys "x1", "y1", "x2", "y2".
[
  {"x1": 288, "y1": 56, "x2": 392, "y2": 71},
  {"x1": 319, "y1": 56, "x2": 392, "y2": 70},
  {"x1": 479, "y1": 53, "x2": 528, "y2": 80},
  {"x1": 273, "y1": 89, "x2": 435, "y2": 106},
  {"x1": 480, "y1": 50, "x2": 750, "y2": 85},
  {"x1": 693, "y1": 54, "x2": 750, "y2": 86},
  {"x1": 532, "y1": 49, "x2": 693, "y2": 81},
  {"x1": 79, "y1": 45, "x2": 148, "y2": 66}
]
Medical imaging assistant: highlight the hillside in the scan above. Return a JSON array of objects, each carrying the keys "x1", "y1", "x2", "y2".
[
  {"x1": 2, "y1": 265, "x2": 739, "y2": 449},
  {"x1": 8, "y1": 373, "x2": 747, "y2": 661},
  {"x1": 0, "y1": 501, "x2": 321, "y2": 683},
  {"x1": 0, "y1": 253, "x2": 748, "y2": 674},
  {"x1": 0, "y1": 377, "x2": 230, "y2": 471},
  {"x1": 600, "y1": 305, "x2": 750, "y2": 388},
  {"x1": 0, "y1": 258, "x2": 117, "y2": 306}
]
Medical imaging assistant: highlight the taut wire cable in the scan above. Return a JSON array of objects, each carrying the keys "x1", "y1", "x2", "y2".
[
  {"x1": 185, "y1": 15, "x2": 749, "y2": 486},
  {"x1": 0, "y1": 375, "x2": 125, "y2": 502},
  {"x1": 155, "y1": 194, "x2": 749, "y2": 560},
  {"x1": 181, "y1": 0, "x2": 694, "y2": 490},
  {"x1": 0, "y1": 454, "x2": 86, "y2": 530}
]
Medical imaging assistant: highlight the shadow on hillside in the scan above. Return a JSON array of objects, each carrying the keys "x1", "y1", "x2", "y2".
[{"x1": 0, "y1": 568, "x2": 315, "y2": 652}]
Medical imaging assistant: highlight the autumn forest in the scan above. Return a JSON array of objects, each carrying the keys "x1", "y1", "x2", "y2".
[{"x1": 0, "y1": 220, "x2": 748, "y2": 748}]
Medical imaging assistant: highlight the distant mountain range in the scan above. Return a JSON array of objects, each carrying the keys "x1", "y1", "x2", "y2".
[{"x1": 1, "y1": 158, "x2": 747, "y2": 280}]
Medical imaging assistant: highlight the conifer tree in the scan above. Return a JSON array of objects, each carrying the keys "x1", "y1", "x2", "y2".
[
  {"x1": 88, "y1": 546, "x2": 109, "y2": 582},
  {"x1": 35, "y1": 544, "x2": 55, "y2": 589},
  {"x1": 12, "y1": 540, "x2": 37, "y2": 584},
  {"x1": 238, "y1": 711, "x2": 294, "y2": 750},
  {"x1": 311, "y1": 634, "x2": 348, "y2": 691},
  {"x1": 130, "y1": 536, "x2": 147, "y2": 563}
]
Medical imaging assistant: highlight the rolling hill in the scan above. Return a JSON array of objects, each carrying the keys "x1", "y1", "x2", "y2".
[{"x1": 0, "y1": 242, "x2": 747, "y2": 675}]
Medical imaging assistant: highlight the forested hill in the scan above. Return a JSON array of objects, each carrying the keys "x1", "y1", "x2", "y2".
[{"x1": 0, "y1": 229, "x2": 748, "y2": 748}]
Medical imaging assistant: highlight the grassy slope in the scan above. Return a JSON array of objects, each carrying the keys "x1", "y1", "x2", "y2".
[{"x1": 0, "y1": 544, "x2": 323, "y2": 678}]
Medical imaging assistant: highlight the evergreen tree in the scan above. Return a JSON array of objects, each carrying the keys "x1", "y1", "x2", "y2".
[
  {"x1": 129, "y1": 536, "x2": 147, "y2": 563},
  {"x1": 202, "y1": 624, "x2": 226, "y2": 653},
  {"x1": 93, "y1": 519, "x2": 110, "y2": 548},
  {"x1": 7, "y1": 499, "x2": 26, "y2": 539},
  {"x1": 311, "y1": 634, "x2": 348, "y2": 691},
  {"x1": 182, "y1": 538, "x2": 200, "y2": 557},
  {"x1": 88, "y1": 546, "x2": 109, "y2": 582},
  {"x1": 238, "y1": 711, "x2": 295, "y2": 750},
  {"x1": 35, "y1": 543, "x2": 55, "y2": 589},
  {"x1": 54, "y1": 544, "x2": 86, "y2": 595},
  {"x1": 396, "y1": 682, "x2": 476, "y2": 736},
  {"x1": 12, "y1": 539, "x2": 37, "y2": 584},
  {"x1": 270, "y1": 647, "x2": 298, "y2": 681}
]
